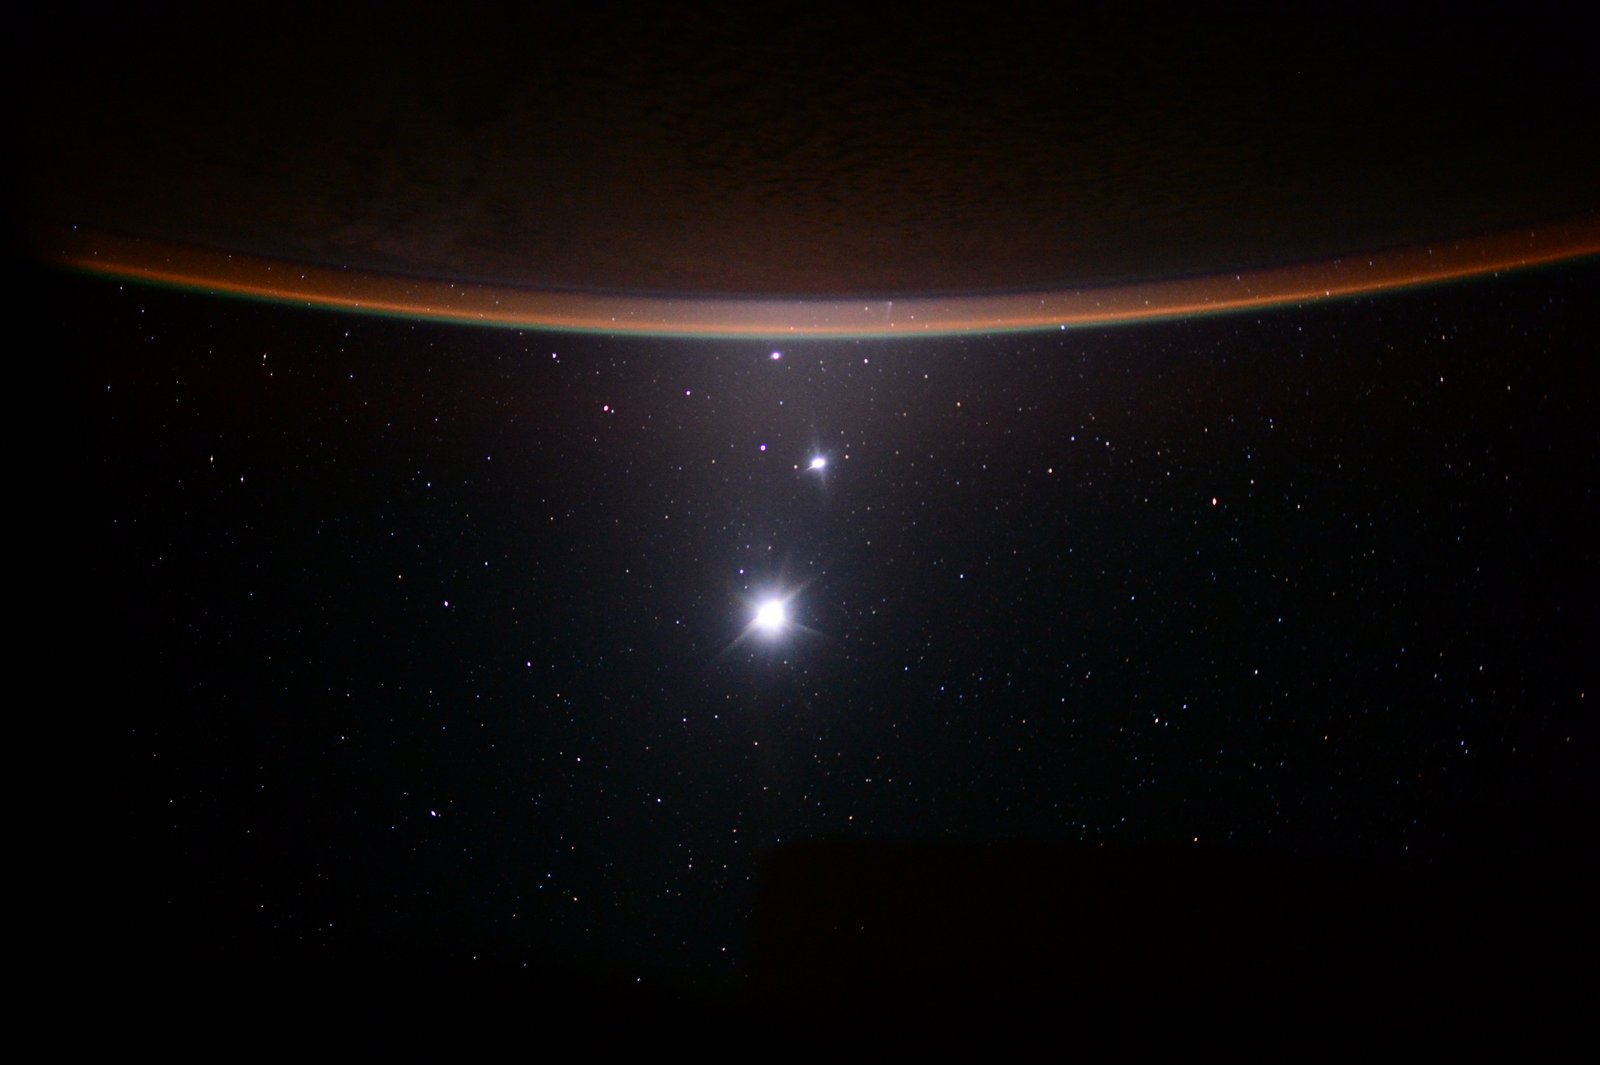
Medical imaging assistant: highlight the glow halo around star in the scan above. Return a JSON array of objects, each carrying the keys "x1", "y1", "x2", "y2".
[{"x1": 716, "y1": 580, "x2": 829, "y2": 661}]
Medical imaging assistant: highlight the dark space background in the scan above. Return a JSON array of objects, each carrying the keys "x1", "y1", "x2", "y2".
[
  {"x1": 14, "y1": 0, "x2": 1597, "y2": 1053},
  {"x1": 26, "y1": 257, "x2": 1597, "y2": 1049}
]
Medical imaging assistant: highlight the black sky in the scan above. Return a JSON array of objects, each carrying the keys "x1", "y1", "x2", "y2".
[{"x1": 28, "y1": 255, "x2": 1596, "y2": 1044}]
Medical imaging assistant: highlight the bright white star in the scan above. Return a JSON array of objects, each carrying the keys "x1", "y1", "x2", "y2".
[
  {"x1": 754, "y1": 599, "x2": 786, "y2": 633},
  {"x1": 808, "y1": 456, "x2": 827, "y2": 470},
  {"x1": 717, "y1": 584, "x2": 823, "y2": 659}
]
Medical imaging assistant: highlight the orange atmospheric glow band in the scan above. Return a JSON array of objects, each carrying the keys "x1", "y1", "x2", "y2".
[{"x1": 40, "y1": 216, "x2": 1600, "y2": 339}]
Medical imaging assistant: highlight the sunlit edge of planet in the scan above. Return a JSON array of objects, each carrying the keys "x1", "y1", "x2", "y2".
[{"x1": 37, "y1": 217, "x2": 1600, "y2": 339}]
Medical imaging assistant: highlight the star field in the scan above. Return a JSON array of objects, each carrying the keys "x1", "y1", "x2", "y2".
[{"x1": 31, "y1": 255, "x2": 1599, "y2": 1040}]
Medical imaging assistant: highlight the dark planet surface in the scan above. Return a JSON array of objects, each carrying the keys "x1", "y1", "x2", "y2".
[{"x1": 19, "y1": 3, "x2": 1598, "y2": 295}]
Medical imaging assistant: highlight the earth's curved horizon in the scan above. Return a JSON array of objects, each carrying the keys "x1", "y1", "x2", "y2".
[
  {"x1": 18, "y1": 5, "x2": 1596, "y2": 304},
  {"x1": 41, "y1": 215, "x2": 1600, "y2": 337}
]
